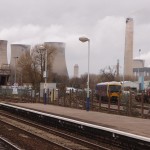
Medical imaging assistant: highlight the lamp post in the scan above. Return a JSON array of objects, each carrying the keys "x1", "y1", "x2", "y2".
[
  {"x1": 79, "y1": 36, "x2": 90, "y2": 111},
  {"x1": 40, "y1": 45, "x2": 47, "y2": 104},
  {"x1": 138, "y1": 49, "x2": 141, "y2": 91},
  {"x1": 14, "y1": 56, "x2": 18, "y2": 85},
  {"x1": 122, "y1": 56, "x2": 125, "y2": 92}
]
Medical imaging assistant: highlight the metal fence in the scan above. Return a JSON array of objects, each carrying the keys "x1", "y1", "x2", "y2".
[
  {"x1": 0, "y1": 87, "x2": 34, "y2": 102},
  {"x1": 0, "y1": 87, "x2": 150, "y2": 119}
]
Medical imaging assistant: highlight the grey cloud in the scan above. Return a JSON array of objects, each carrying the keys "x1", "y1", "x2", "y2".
[{"x1": 0, "y1": 0, "x2": 150, "y2": 76}]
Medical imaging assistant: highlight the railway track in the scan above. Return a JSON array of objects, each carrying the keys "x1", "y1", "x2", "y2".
[
  {"x1": 0, "y1": 110, "x2": 111, "y2": 150},
  {"x1": 0, "y1": 120, "x2": 71, "y2": 150},
  {"x1": 1, "y1": 103, "x2": 149, "y2": 149},
  {"x1": 0, "y1": 136, "x2": 20, "y2": 150}
]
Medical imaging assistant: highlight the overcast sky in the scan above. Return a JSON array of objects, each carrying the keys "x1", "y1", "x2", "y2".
[{"x1": 0, "y1": 0, "x2": 150, "y2": 77}]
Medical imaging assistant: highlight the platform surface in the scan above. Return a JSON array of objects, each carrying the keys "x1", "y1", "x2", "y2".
[{"x1": 5, "y1": 102, "x2": 150, "y2": 138}]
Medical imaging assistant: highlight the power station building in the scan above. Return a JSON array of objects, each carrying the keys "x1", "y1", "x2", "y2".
[
  {"x1": 44, "y1": 42, "x2": 68, "y2": 77},
  {"x1": 123, "y1": 18, "x2": 150, "y2": 90}
]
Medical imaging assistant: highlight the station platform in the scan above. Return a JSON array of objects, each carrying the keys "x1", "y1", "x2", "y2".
[{"x1": 4, "y1": 102, "x2": 150, "y2": 139}]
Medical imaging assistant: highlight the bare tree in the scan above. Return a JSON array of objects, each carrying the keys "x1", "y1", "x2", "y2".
[
  {"x1": 17, "y1": 43, "x2": 57, "y2": 90},
  {"x1": 69, "y1": 77, "x2": 81, "y2": 89},
  {"x1": 100, "y1": 66, "x2": 116, "y2": 82},
  {"x1": 80, "y1": 74, "x2": 88, "y2": 89},
  {"x1": 31, "y1": 44, "x2": 56, "y2": 82},
  {"x1": 17, "y1": 51, "x2": 40, "y2": 88}
]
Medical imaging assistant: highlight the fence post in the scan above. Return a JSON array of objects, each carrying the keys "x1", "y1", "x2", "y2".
[
  {"x1": 99, "y1": 95, "x2": 101, "y2": 111},
  {"x1": 108, "y1": 94, "x2": 110, "y2": 113},
  {"x1": 47, "y1": 89, "x2": 49, "y2": 104},
  {"x1": 84, "y1": 92, "x2": 86, "y2": 110},
  {"x1": 118, "y1": 96, "x2": 120, "y2": 114},
  {"x1": 63, "y1": 91, "x2": 66, "y2": 106},
  {"x1": 128, "y1": 90, "x2": 132, "y2": 116},
  {"x1": 141, "y1": 92, "x2": 144, "y2": 118},
  {"x1": 69, "y1": 93, "x2": 71, "y2": 107},
  {"x1": 57, "y1": 90, "x2": 59, "y2": 105},
  {"x1": 51, "y1": 89, "x2": 53, "y2": 104},
  {"x1": 69, "y1": 91, "x2": 71, "y2": 107},
  {"x1": 39, "y1": 90, "x2": 40, "y2": 103},
  {"x1": 91, "y1": 90, "x2": 93, "y2": 111}
]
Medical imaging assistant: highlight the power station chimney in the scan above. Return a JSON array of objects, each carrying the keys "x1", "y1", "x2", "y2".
[
  {"x1": 124, "y1": 18, "x2": 134, "y2": 77},
  {"x1": 74, "y1": 64, "x2": 79, "y2": 78}
]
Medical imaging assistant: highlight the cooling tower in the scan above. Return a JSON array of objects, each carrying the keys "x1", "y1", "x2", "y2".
[
  {"x1": 124, "y1": 18, "x2": 134, "y2": 77},
  {"x1": 10, "y1": 44, "x2": 31, "y2": 67},
  {"x1": 44, "y1": 42, "x2": 68, "y2": 77},
  {"x1": 0, "y1": 40, "x2": 8, "y2": 68},
  {"x1": 0, "y1": 40, "x2": 10, "y2": 85}
]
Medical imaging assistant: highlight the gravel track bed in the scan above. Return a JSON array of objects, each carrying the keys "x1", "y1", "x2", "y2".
[{"x1": 0, "y1": 115, "x2": 90, "y2": 150}]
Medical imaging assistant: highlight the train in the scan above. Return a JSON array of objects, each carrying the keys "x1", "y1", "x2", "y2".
[{"x1": 95, "y1": 81, "x2": 122, "y2": 103}]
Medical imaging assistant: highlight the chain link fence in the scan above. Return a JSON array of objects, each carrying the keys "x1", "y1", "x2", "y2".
[{"x1": 0, "y1": 87, "x2": 150, "y2": 119}]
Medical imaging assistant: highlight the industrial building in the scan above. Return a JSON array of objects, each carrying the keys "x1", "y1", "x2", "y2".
[{"x1": 124, "y1": 18, "x2": 150, "y2": 80}]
